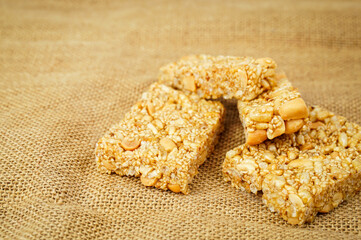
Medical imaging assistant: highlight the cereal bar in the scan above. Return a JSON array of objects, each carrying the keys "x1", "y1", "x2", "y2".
[
  {"x1": 158, "y1": 55, "x2": 277, "y2": 101},
  {"x1": 95, "y1": 83, "x2": 225, "y2": 194},
  {"x1": 223, "y1": 106, "x2": 361, "y2": 224},
  {"x1": 238, "y1": 73, "x2": 309, "y2": 145}
]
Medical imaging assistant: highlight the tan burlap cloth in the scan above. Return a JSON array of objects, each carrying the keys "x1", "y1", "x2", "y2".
[{"x1": 1, "y1": 1, "x2": 361, "y2": 239}]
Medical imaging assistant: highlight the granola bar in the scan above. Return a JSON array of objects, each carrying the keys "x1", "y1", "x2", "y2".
[
  {"x1": 158, "y1": 55, "x2": 277, "y2": 101},
  {"x1": 223, "y1": 106, "x2": 361, "y2": 224},
  {"x1": 95, "y1": 83, "x2": 225, "y2": 194},
  {"x1": 238, "y1": 73, "x2": 309, "y2": 145}
]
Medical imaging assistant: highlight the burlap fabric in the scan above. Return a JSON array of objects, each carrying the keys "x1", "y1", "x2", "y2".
[{"x1": 1, "y1": 1, "x2": 361, "y2": 239}]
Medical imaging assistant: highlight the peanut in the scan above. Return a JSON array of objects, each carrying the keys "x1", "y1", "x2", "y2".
[
  {"x1": 255, "y1": 123, "x2": 269, "y2": 130},
  {"x1": 153, "y1": 119, "x2": 164, "y2": 129},
  {"x1": 159, "y1": 137, "x2": 177, "y2": 152},
  {"x1": 273, "y1": 98, "x2": 281, "y2": 114},
  {"x1": 267, "y1": 116, "x2": 285, "y2": 140},
  {"x1": 316, "y1": 109, "x2": 330, "y2": 120},
  {"x1": 263, "y1": 151, "x2": 275, "y2": 163},
  {"x1": 352, "y1": 157, "x2": 361, "y2": 172},
  {"x1": 298, "y1": 190, "x2": 313, "y2": 205},
  {"x1": 279, "y1": 98, "x2": 309, "y2": 120},
  {"x1": 265, "y1": 69, "x2": 276, "y2": 78},
  {"x1": 319, "y1": 203, "x2": 333, "y2": 213},
  {"x1": 285, "y1": 119, "x2": 304, "y2": 134},
  {"x1": 330, "y1": 166, "x2": 347, "y2": 180},
  {"x1": 168, "y1": 184, "x2": 181, "y2": 193},
  {"x1": 246, "y1": 129, "x2": 268, "y2": 145},
  {"x1": 287, "y1": 151, "x2": 298, "y2": 160},
  {"x1": 261, "y1": 79, "x2": 270, "y2": 90},
  {"x1": 249, "y1": 109, "x2": 273, "y2": 122},
  {"x1": 140, "y1": 175, "x2": 157, "y2": 186},
  {"x1": 287, "y1": 217, "x2": 301, "y2": 225},
  {"x1": 139, "y1": 165, "x2": 152, "y2": 175},
  {"x1": 338, "y1": 132, "x2": 348, "y2": 147},
  {"x1": 146, "y1": 102, "x2": 156, "y2": 116},
  {"x1": 183, "y1": 76, "x2": 196, "y2": 91},
  {"x1": 269, "y1": 90, "x2": 288, "y2": 99},
  {"x1": 121, "y1": 137, "x2": 141, "y2": 151},
  {"x1": 300, "y1": 143, "x2": 314, "y2": 151},
  {"x1": 288, "y1": 159, "x2": 313, "y2": 169},
  {"x1": 103, "y1": 161, "x2": 116, "y2": 171},
  {"x1": 309, "y1": 121, "x2": 325, "y2": 129},
  {"x1": 143, "y1": 115, "x2": 153, "y2": 122},
  {"x1": 236, "y1": 161, "x2": 257, "y2": 174},
  {"x1": 332, "y1": 192, "x2": 343, "y2": 207},
  {"x1": 289, "y1": 194, "x2": 304, "y2": 208},
  {"x1": 273, "y1": 175, "x2": 286, "y2": 189},
  {"x1": 147, "y1": 123, "x2": 158, "y2": 134},
  {"x1": 239, "y1": 70, "x2": 248, "y2": 88}
]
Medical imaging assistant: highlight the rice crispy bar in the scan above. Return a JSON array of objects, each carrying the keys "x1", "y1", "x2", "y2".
[
  {"x1": 223, "y1": 106, "x2": 361, "y2": 224},
  {"x1": 238, "y1": 73, "x2": 309, "y2": 145},
  {"x1": 95, "y1": 83, "x2": 225, "y2": 194},
  {"x1": 158, "y1": 54, "x2": 277, "y2": 101}
]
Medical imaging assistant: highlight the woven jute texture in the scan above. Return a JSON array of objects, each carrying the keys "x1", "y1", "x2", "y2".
[{"x1": 1, "y1": 0, "x2": 361, "y2": 239}]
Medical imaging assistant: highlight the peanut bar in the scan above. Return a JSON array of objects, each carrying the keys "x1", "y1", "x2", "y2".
[
  {"x1": 223, "y1": 106, "x2": 361, "y2": 224},
  {"x1": 158, "y1": 55, "x2": 277, "y2": 101},
  {"x1": 95, "y1": 83, "x2": 225, "y2": 194}
]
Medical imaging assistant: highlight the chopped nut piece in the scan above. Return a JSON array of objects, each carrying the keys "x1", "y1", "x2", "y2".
[
  {"x1": 279, "y1": 98, "x2": 309, "y2": 120},
  {"x1": 95, "y1": 83, "x2": 225, "y2": 194},
  {"x1": 249, "y1": 109, "x2": 273, "y2": 122},
  {"x1": 103, "y1": 161, "x2": 116, "y2": 171},
  {"x1": 240, "y1": 70, "x2": 248, "y2": 88},
  {"x1": 246, "y1": 130, "x2": 268, "y2": 145},
  {"x1": 300, "y1": 143, "x2": 313, "y2": 151},
  {"x1": 158, "y1": 54, "x2": 277, "y2": 101},
  {"x1": 263, "y1": 151, "x2": 275, "y2": 163},
  {"x1": 289, "y1": 194, "x2": 304, "y2": 208},
  {"x1": 223, "y1": 106, "x2": 361, "y2": 225},
  {"x1": 287, "y1": 150, "x2": 298, "y2": 160},
  {"x1": 160, "y1": 137, "x2": 177, "y2": 152},
  {"x1": 143, "y1": 115, "x2": 153, "y2": 122},
  {"x1": 339, "y1": 132, "x2": 348, "y2": 147},
  {"x1": 288, "y1": 159, "x2": 313, "y2": 169},
  {"x1": 238, "y1": 74, "x2": 308, "y2": 145},
  {"x1": 309, "y1": 121, "x2": 325, "y2": 129},
  {"x1": 168, "y1": 184, "x2": 181, "y2": 193},
  {"x1": 141, "y1": 175, "x2": 158, "y2": 186},
  {"x1": 267, "y1": 116, "x2": 285, "y2": 139},
  {"x1": 332, "y1": 192, "x2": 343, "y2": 207},
  {"x1": 261, "y1": 79, "x2": 270, "y2": 89},
  {"x1": 285, "y1": 119, "x2": 304, "y2": 134},
  {"x1": 255, "y1": 123, "x2": 269, "y2": 130},
  {"x1": 153, "y1": 119, "x2": 164, "y2": 129},
  {"x1": 237, "y1": 161, "x2": 257, "y2": 174},
  {"x1": 183, "y1": 76, "x2": 196, "y2": 91},
  {"x1": 352, "y1": 158, "x2": 361, "y2": 172},
  {"x1": 121, "y1": 137, "x2": 141, "y2": 151},
  {"x1": 317, "y1": 109, "x2": 330, "y2": 121},
  {"x1": 147, "y1": 123, "x2": 158, "y2": 134},
  {"x1": 146, "y1": 102, "x2": 156, "y2": 116},
  {"x1": 319, "y1": 203, "x2": 333, "y2": 213}
]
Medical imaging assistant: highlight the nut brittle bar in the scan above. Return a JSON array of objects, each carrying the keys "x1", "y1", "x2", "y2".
[
  {"x1": 223, "y1": 106, "x2": 361, "y2": 224},
  {"x1": 158, "y1": 55, "x2": 277, "y2": 101},
  {"x1": 95, "y1": 83, "x2": 225, "y2": 194},
  {"x1": 238, "y1": 73, "x2": 309, "y2": 145}
]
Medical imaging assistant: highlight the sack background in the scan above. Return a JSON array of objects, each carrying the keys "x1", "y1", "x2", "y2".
[{"x1": 1, "y1": 0, "x2": 360, "y2": 239}]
